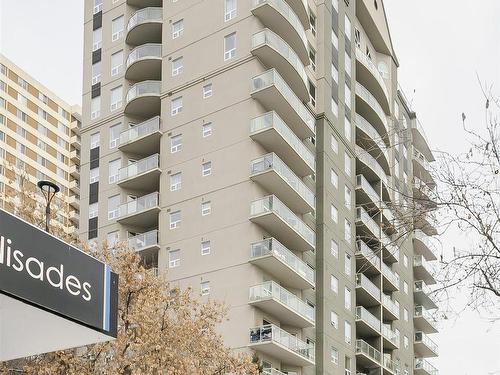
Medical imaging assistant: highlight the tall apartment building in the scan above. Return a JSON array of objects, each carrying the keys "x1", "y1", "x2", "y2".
[
  {"x1": 80, "y1": 0, "x2": 439, "y2": 374},
  {"x1": 0, "y1": 54, "x2": 81, "y2": 234}
]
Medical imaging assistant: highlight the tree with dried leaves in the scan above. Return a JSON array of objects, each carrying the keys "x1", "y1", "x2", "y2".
[{"x1": 0, "y1": 171, "x2": 258, "y2": 375}]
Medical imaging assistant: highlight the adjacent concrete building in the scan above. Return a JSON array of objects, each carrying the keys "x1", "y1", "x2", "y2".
[
  {"x1": 80, "y1": 0, "x2": 439, "y2": 374},
  {"x1": 0, "y1": 54, "x2": 81, "y2": 234}
]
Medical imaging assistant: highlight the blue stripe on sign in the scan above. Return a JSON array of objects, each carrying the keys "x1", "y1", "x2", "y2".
[{"x1": 103, "y1": 265, "x2": 111, "y2": 331}]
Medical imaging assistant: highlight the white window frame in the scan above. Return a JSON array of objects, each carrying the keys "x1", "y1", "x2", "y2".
[
  {"x1": 331, "y1": 239, "x2": 339, "y2": 258},
  {"x1": 202, "y1": 161, "x2": 212, "y2": 177},
  {"x1": 224, "y1": 0, "x2": 237, "y2": 22},
  {"x1": 344, "y1": 253, "x2": 351, "y2": 276},
  {"x1": 201, "y1": 281, "x2": 210, "y2": 295},
  {"x1": 201, "y1": 240, "x2": 211, "y2": 256},
  {"x1": 202, "y1": 122, "x2": 212, "y2": 138},
  {"x1": 89, "y1": 203, "x2": 98, "y2": 219},
  {"x1": 109, "y1": 123, "x2": 121, "y2": 149},
  {"x1": 90, "y1": 132, "x2": 100, "y2": 149},
  {"x1": 93, "y1": 0, "x2": 103, "y2": 14},
  {"x1": 171, "y1": 96, "x2": 183, "y2": 116},
  {"x1": 201, "y1": 201, "x2": 211, "y2": 216},
  {"x1": 331, "y1": 169, "x2": 338, "y2": 188},
  {"x1": 169, "y1": 249, "x2": 181, "y2": 268},
  {"x1": 330, "y1": 311, "x2": 338, "y2": 329},
  {"x1": 90, "y1": 167, "x2": 99, "y2": 183},
  {"x1": 108, "y1": 158, "x2": 121, "y2": 184},
  {"x1": 170, "y1": 172, "x2": 182, "y2": 191},
  {"x1": 111, "y1": 15, "x2": 124, "y2": 42},
  {"x1": 331, "y1": 204, "x2": 338, "y2": 223},
  {"x1": 91, "y1": 96, "x2": 101, "y2": 120},
  {"x1": 344, "y1": 287, "x2": 351, "y2": 310},
  {"x1": 203, "y1": 83, "x2": 213, "y2": 98},
  {"x1": 110, "y1": 86, "x2": 123, "y2": 111},
  {"x1": 330, "y1": 275, "x2": 338, "y2": 293},
  {"x1": 172, "y1": 19, "x2": 184, "y2": 39},
  {"x1": 171, "y1": 56, "x2": 183, "y2": 76},
  {"x1": 170, "y1": 135, "x2": 182, "y2": 153},
  {"x1": 111, "y1": 50, "x2": 123, "y2": 76},
  {"x1": 107, "y1": 195, "x2": 120, "y2": 220},
  {"x1": 224, "y1": 32, "x2": 236, "y2": 61},
  {"x1": 344, "y1": 321, "x2": 351, "y2": 344},
  {"x1": 169, "y1": 211, "x2": 181, "y2": 229}
]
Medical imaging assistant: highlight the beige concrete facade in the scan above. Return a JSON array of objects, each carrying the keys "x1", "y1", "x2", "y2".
[
  {"x1": 80, "y1": 0, "x2": 439, "y2": 374},
  {"x1": 0, "y1": 54, "x2": 81, "y2": 233}
]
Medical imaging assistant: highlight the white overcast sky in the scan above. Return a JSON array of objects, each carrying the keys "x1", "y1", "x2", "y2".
[{"x1": 1, "y1": 0, "x2": 499, "y2": 373}]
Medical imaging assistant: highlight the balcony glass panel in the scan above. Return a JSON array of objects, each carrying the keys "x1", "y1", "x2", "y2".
[
  {"x1": 118, "y1": 192, "x2": 158, "y2": 218},
  {"x1": 249, "y1": 281, "x2": 314, "y2": 322},
  {"x1": 356, "y1": 239, "x2": 380, "y2": 269},
  {"x1": 356, "y1": 82, "x2": 388, "y2": 133},
  {"x1": 120, "y1": 116, "x2": 160, "y2": 145},
  {"x1": 415, "y1": 331, "x2": 439, "y2": 354},
  {"x1": 355, "y1": 339, "x2": 381, "y2": 364},
  {"x1": 414, "y1": 306, "x2": 437, "y2": 329},
  {"x1": 126, "y1": 43, "x2": 162, "y2": 67},
  {"x1": 126, "y1": 80, "x2": 161, "y2": 103},
  {"x1": 356, "y1": 206, "x2": 380, "y2": 238},
  {"x1": 127, "y1": 7, "x2": 162, "y2": 31},
  {"x1": 383, "y1": 356, "x2": 400, "y2": 373},
  {"x1": 415, "y1": 358, "x2": 438, "y2": 375},
  {"x1": 356, "y1": 174, "x2": 380, "y2": 208},
  {"x1": 251, "y1": 238, "x2": 314, "y2": 285},
  {"x1": 119, "y1": 154, "x2": 159, "y2": 181},
  {"x1": 382, "y1": 324, "x2": 399, "y2": 346},
  {"x1": 356, "y1": 145, "x2": 388, "y2": 186},
  {"x1": 382, "y1": 293, "x2": 400, "y2": 318},
  {"x1": 355, "y1": 306, "x2": 380, "y2": 332},
  {"x1": 381, "y1": 262, "x2": 399, "y2": 287},
  {"x1": 356, "y1": 273, "x2": 380, "y2": 300},
  {"x1": 355, "y1": 114, "x2": 390, "y2": 153},
  {"x1": 355, "y1": 47, "x2": 390, "y2": 103},
  {"x1": 128, "y1": 229, "x2": 159, "y2": 251}
]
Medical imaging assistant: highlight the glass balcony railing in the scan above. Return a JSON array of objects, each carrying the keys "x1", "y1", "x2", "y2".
[
  {"x1": 251, "y1": 69, "x2": 315, "y2": 135},
  {"x1": 355, "y1": 47, "x2": 390, "y2": 103},
  {"x1": 252, "y1": 28, "x2": 307, "y2": 84},
  {"x1": 356, "y1": 339, "x2": 381, "y2": 364},
  {"x1": 250, "y1": 238, "x2": 314, "y2": 285},
  {"x1": 356, "y1": 273, "x2": 380, "y2": 301},
  {"x1": 262, "y1": 369, "x2": 287, "y2": 375},
  {"x1": 355, "y1": 145, "x2": 389, "y2": 186},
  {"x1": 356, "y1": 239, "x2": 380, "y2": 270},
  {"x1": 356, "y1": 206, "x2": 380, "y2": 239},
  {"x1": 382, "y1": 262, "x2": 400, "y2": 288},
  {"x1": 250, "y1": 195, "x2": 315, "y2": 247},
  {"x1": 415, "y1": 331, "x2": 439, "y2": 355},
  {"x1": 120, "y1": 116, "x2": 160, "y2": 146},
  {"x1": 413, "y1": 148, "x2": 432, "y2": 171},
  {"x1": 383, "y1": 355, "x2": 400, "y2": 373},
  {"x1": 382, "y1": 324, "x2": 400, "y2": 347},
  {"x1": 250, "y1": 111, "x2": 315, "y2": 172},
  {"x1": 355, "y1": 306, "x2": 381, "y2": 332},
  {"x1": 414, "y1": 255, "x2": 435, "y2": 274},
  {"x1": 126, "y1": 80, "x2": 161, "y2": 103},
  {"x1": 249, "y1": 324, "x2": 315, "y2": 362},
  {"x1": 118, "y1": 192, "x2": 159, "y2": 218},
  {"x1": 414, "y1": 306, "x2": 437, "y2": 329},
  {"x1": 127, "y1": 7, "x2": 162, "y2": 31},
  {"x1": 119, "y1": 154, "x2": 159, "y2": 182},
  {"x1": 414, "y1": 280, "x2": 435, "y2": 297},
  {"x1": 415, "y1": 358, "x2": 438, "y2": 375},
  {"x1": 356, "y1": 174, "x2": 381, "y2": 208},
  {"x1": 355, "y1": 114, "x2": 390, "y2": 157},
  {"x1": 382, "y1": 293, "x2": 400, "y2": 318},
  {"x1": 126, "y1": 43, "x2": 162, "y2": 67},
  {"x1": 356, "y1": 82, "x2": 389, "y2": 134},
  {"x1": 249, "y1": 281, "x2": 315, "y2": 322},
  {"x1": 251, "y1": 153, "x2": 315, "y2": 209},
  {"x1": 128, "y1": 229, "x2": 159, "y2": 251},
  {"x1": 252, "y1": 0, "x2": 307, "y2": 51}
]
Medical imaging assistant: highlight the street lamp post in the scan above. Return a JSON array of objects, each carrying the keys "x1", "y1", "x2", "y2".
[{"x1": 37, "y1": 180, "x2": 60, "y2": 233}]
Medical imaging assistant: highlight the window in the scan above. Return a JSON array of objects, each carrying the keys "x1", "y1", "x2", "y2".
[
  {"x1": 344, "y1": 219, "x2": 351, "y2": 242},
  {"x1": 404, "y1": 335, "x2": 409, "y2": 349},
  {"x1": 201, "y1": 281, "x2": 210, "y2": 295},
  {"x1": 93, "y1": 27, "x2": 102, "y2": 51},
  {"x1": 344, "y1": 83, "x2": 352, "y2": 110},
  {"x1": 171, "y1": 96, "x2": 183, "y2": 116},
  {"x1": 107, "y1": 195, "x2": 120, "y2": 220},
  {"x1": 403, "y1": 254, "x2": 408, "y2": 267},
  {"x1": 90, "y1": 167, "x2": 99, "y2": 183},
  {"x1": 201, "y1": 240, "x2": 211, "y2": 256},
  {"x1": 201, "y1": 201, "x2": 211, "y2": 216},
  {"x1": 110, "y1": 86, "x2": 123, "y2": 111},
  {"x1": 344, "y1": 115, "x2": 351, "y2": 141},
  {"x1": 345, "y1": 51, "x2": 352, "y2": 77},
  {"x1": 404, "y1": 308, "x2": 408, "y2": 321},
  {"x1": 378, "y1": 61, "x2": 389, "y2": 79},
  {"x1": 111, "y1": 16, "x2": 124, "y2": 41},
  {"x1": 331, "y1": 204, "x2": 338, "y2": 223},
  {"x1": 330, "y1": 169, "x2": 338, "y2": 188},
  {"x1": 331, "y1": 347, "x2": 338, "y2": 364},
  {"x1": 330, "y1": 311, "x2": 338, "y2": 328},
  {"x1": 91, "y1": 96, "x2": 101, "y2": 119},
  {"x1": 331, "y1": 62, "x2": 338, "y2": 84},
  {"x1": 17, "y1": 109, "x2": 28, "y2": 122},
  {"x1": 344, "y1": 152, "x2": 351, "y2": 176},
  {"x1": 18, "y1": 93, "x2": 28, "y2": 106},
  {"x1": 344, "y1": 253, "x2": 351, "y2": 275},
  {"x1": 170, "y1": 172, "x2": 182, "y2": 191},
  {"x1": 224, "y1": 0, "x2": 236, "y2": 21},
  {"x1": 171, "y1": 57, "x2": 183, "y2": 76},
  {"x1": 403, "y1": 281, "x2": 408, "y2": 294},
  {"x1": 344, "y1": 15, "x2": 351, "y2": 40},
  {"x1": 169, "y1": 249, "x2": 181, "y2": 268},
  {"x1": 332, "y1": 0, "x2": 338, "y2": 11},
  {"x1": 202, "y1": 161, "x2": 212, "y2": 176},
  {"x1": 172, "y1": 19, "x2": 184, "y2": 39},
  {"x1": 344, "y1": 185, "x2": 351, "y2": 209},
  {"x1": 331, "y1": 134, "x2": 338, "y2": 153},
  {"x1": 330, "y1": 275, "x2": 338, "y2": 293},
  {"x1": 89, "y1": 203, "x2": 98, "y2": 219},
  {"x1": 169, "y1": 210, "x2": 181, "y2": 229},
  {"x1": 107, "y1": 231, "x2": 119, "y2": 248},
  {"x1": 90, "y1": 132, "x2": 100, "y2": 149},
  {"x1": 202, "y1": 122, "x2": 212, "y2": 138},
  {"x1": 344, "y1": 321, "x2": 351, "y2": 344},
  {"x1": 331, "y1": 97, "x2": 338, "y2": 117},
  {"x1": 108, "y1": 159, "x2": 121, "y2": 184},
  {"x1": 203, "y1": 83, "x2": 213, "y2": 98},
  {"x1": 344, "y1": 287, "x2": 351, "y2": 310},
  {"x1": 309, "y1": 47, "x2": 316, "y2": 71},
  {"x1": 93, "y1": 0, "x2": 103, "y2": 14},
  {"x1": 108, "y1": 124, "x2": 121, "y2": 149},
  {"x1": 171, "y1": 135, "x2": 182, "y2": 153},
  {"x1": 354, "y1": 28, "x2": 361, "y2": 48},
  {"x1": 111, "y1": 50, "x2": 123, "y2": 76},
  {"x1": 309, "y1": 12, "x2": 316, "y2": 36},
  {"x1": 224, "y1": 33, "x2": 236, "y2": 60},
  {"x1": 331, "y1": 239, "x2": 339, "y2": 258},
  {"x1": 38, "y1": 92, "x2": 48, "y2": 104}
]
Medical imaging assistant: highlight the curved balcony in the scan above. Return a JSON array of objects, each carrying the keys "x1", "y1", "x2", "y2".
[
  {"x1": 356, "y1": 273, "x2": 380, "y2": 307},
  {"x1": 125, "y1": 80, "x2": 161, "y2": 117},
  {"x1": 119, "y1": 116, "x2": 161, "y2": 155},
  {"x1": 251, "y1": 29, "x2": 308, "y2": 102},
  {"x1": 128, "y1": 229, "x2": 159, "y2": 256},
  {"x1": 355, "y1": 145, "x2": 388, "y2": 192},
  {"x1": 249, "y1": 324, "x2": 315, "y2": 366},
  {"x1": 414, "y1": 208, "x2": 438, "y2": 237},
  {"x1": 415, "y1": 358, "x2": 438, "y2": 375},
  {"x1": 382, "y1": 241, "x2": 399, "y2": 264},
  {"x1": 125, "y1": 43, "x2": 162, "y2": 81},
  {"x1": 250, "y1": 238, "x2": 315, "y2": 289},
  {"x1": 356, "y1": 239, "x2": 381, "y2": 275},
  {"x1": 382, "y1": 293, "x2": 400, "y2": 321},
  {"x1": 412, "y1": 118, "x2": 435, "y2": 162},
  {"x1": 413, "y1": 176, "x2": 437, "y2": 209},
  {"x1": 355, "y1": 340, "x2": 381, "y2": 368},
  {"x1": 355, "y1": 48, "x2": 390, "y2": 114},
  {"x1": 117, "y1": 154, "x2": 161, "y2": 191},
  {"x1": 126, "y1": 7, "x2": 162, "y2": 46},
  {"x1": 117, "y1": 192, "x2": 160, "y2": 227},
  {"x1": 356, "y1": 82, "x2": 389, "y2": 140},
  {"x1": 382, "y1": 324, "x2": 399, "y2": 350},
  {"x1": 414, "y1": 331, "x2": 439, "y2": 358},
  {"x1": 413, "y1": 229, "x2": 437, "y2": 261},
  {"x1": 356, "y1": 206, "x2": 380, "y2": 245},
  {"x1": 251, "y1": 69, "x2": 315, "y2": 139},
  {"x1": 126, "y1": 0, "x2": 162, "y2": 7},
  {"x1": 381, "y1": 262, "x2": 399, "y2": 292},
  {"x1": 250, "y1": 195, "x2": 315, "y2": 252},
  {"x1": 414, "y1": 280, "x2": 437, "y2": 310},
  {"x1": 414, "y1": 255, "x2": 436, "y2": 285},
  {"x1": 355, "y1": 306, "x2": 381, "y2": 336},
  {"x1": 250, "y1": 111, "x2": 315, "y2": 176},
  {"x1": 414, "y1": 305, "x2": 438, "y2": 334},
  {"x1": 355, "y1": 174, "x2": 381, "y2": 213},
  {"x1": 413, "y1": 148, "x2": 436, "y2": 188},
  {"x1": 251, "y1": 0, "x2": 308, "y2": 65},
  {"x1": 249, "y1": 281, "x2": 315, "y2": 327},
  {"x1": 355, "y1": 114, "x2": 390, "y2": 173},
  {"x1": 250, "y1": 153, "x2": 315, "y2": 214}
]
